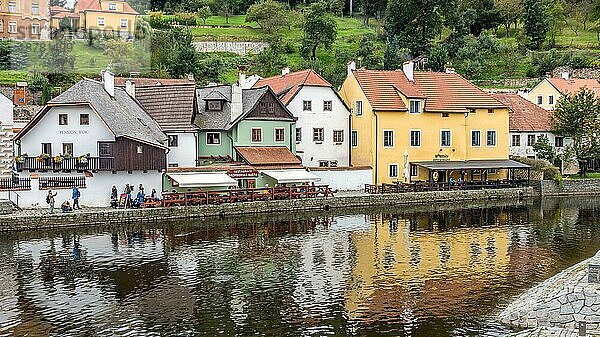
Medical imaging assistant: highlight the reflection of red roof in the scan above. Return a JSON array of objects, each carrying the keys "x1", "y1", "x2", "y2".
[
  {"x1": 114, "y1": 77, "x2": 194, "y2": 87},
  {"x1": 74, "y1": 0, "x2": 138, "y2": 14},
  {"x1": 235, "y1": 146, "x2": 301, "y2": 166},
  {"x1": 492, "y1": 93, "x2": 554, "y2": 132},
  {"x1": 50, "y1": 6, "x2": 70, "y2": 12},
  {"x1": 254, "y1": 69, "x2": 331, "y2": 105},
  {"x1": 546, "y1": 78, "x2": 600, "y2": 96},
  {"x1": 53, "y1": 11, "x2": 80, "y2": 18},
  {"x1": 352, "y1": 70, "x2": 506, "y2": 112}
]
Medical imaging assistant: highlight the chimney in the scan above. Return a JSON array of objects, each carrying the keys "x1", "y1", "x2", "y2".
[
  {"x1": 238, "y1": 65, "x2": 248, "y2": 89},
  {"x1": 231, "y1": 83, "x2": 243, "y2": 122},
  {"x1": 403, "y1": 61, "x2": 414, "y2": 82},
  {"x1": 188, "y1": 72, "x2": 195, "y2": 82},
  {"x1": 281, "y1": 67, "x2": 290, "y2": 76},
  {"x1": 347, "y1": 60, "x2": 356, "y2": 77},
  {"x1": 445, "y1": 67, "x2": 456, "y2": 74},
  {"x1": 561, "y1": 71, "x2": 570, "y2": 80},
  {"x1": 102, "y1": 69, "x2": 115, "y2": 98},
  {"x1": 125, "y1": 80, "x2": 135, "y2": 98}
]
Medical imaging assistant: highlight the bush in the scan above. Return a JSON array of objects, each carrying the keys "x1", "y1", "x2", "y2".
[{"x1": 513, "y1": 157, "x2": 562, "y2": 182}]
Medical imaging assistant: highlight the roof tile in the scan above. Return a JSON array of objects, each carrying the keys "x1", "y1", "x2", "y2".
[
  {"x1": 235, "y1": 146, "x2": 300, "y2": 166},
  {"x1": 492, "y1": 93, "x2": 554, "y2": 132},
  {"x1": 253, "y1": 69, "x2": 331, "y2": 105},
  {"x1": 546, "y1": 78, "x2": 600, "y2": 96}
]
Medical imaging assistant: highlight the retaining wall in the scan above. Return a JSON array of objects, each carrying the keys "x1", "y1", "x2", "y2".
[
  {"x1": 193, "y1": 41, "x2": 269, "y2": 55},
  {"x1": 532, "y1": 179, "x2": 600, "y2": 196},
  {"x1": 0, "y1": 187, "x2": 533, "y2": 232}
]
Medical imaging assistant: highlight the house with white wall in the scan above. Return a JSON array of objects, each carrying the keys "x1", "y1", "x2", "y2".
[
  {"x1": 0, "y1": 93, "x2": 14, "y2": 177},
  {"x1": 527, "y1": 74, "x2": 600, "y2": 110},
  {"x1": 12, "y1": 71, "x2": 168, "y2": 207},
  {"x1": 254, "y1": 69, "x2": 351, "y2": 168}
]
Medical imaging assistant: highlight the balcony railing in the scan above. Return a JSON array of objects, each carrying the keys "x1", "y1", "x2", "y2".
[
  {"x1": 39, "y1": 176, "x2": 87, "y2": 190},
  {"x1": 16, "y1": 157, "x2": 115, "y2": 171},
  {"x1": 0, "y1": 177, "x2": 31, "y2": 191}
]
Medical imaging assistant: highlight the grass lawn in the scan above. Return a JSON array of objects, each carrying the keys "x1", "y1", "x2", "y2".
[
  {"x1": 567, "y1": 172, "x2": 600, "y2": 179},
  {"x1": 0, "y1": 70, "x2": 28, "y2": 85},
  {"x1": 72, "y1": 41, "x2": 112, "y2": 75}
]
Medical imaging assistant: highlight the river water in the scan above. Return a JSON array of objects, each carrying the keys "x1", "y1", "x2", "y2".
[{"x1": 1, "y1": 197, "x2": 600, "y2": 337}]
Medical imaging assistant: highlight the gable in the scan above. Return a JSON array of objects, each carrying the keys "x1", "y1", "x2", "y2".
[{"x1": 245, "y1": 88, "x2": 295, "y2": 121}]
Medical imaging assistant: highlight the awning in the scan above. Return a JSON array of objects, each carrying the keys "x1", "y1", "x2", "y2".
[
  {"x1": 166, "y1": 172, "x2": 237, "y2": 188},
  {"x1": 412, "y1": 159, "x2": 530, "y2": 171},
  {"x1": 261, "y1": 169, "x2": 321, "y2": 184}
]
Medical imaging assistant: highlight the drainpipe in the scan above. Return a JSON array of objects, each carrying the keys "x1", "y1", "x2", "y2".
[
  {"x1": 348, "y1": 113, "x2": 352, "y2": 167},
  {"x1": 227, "y1": 132, "x2": 234, "y2": 160},
  {"x1": 194, "y1": 132, "x2": 199, "y2": 166},
  {"x1": 374, "y1": 111, "x2": 379, "y2": 185}
]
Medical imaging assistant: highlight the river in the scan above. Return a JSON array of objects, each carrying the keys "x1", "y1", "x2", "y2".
[{"x1": 1, "y1": 196, "x2": 600, "y2": 337}]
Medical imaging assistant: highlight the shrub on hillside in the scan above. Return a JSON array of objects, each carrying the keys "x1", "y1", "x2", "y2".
[{"x1": 513, "y1": 157, "x2": 562, "y2": 182}]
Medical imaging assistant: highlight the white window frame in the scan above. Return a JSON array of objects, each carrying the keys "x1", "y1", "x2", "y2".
[
  {"x1": 536, "y1": 95, "x2": 543, "y2": 105},
  {"x1": 388, "y1": 163, "x2": 399, "y2": 178},
  {"x1": 312, "y1": 127, "x2": 324, "y2": 143},
  {"x1": 8, "y1": 2, "x2": 15, "y2": 12},
  {"x1": 410, "y1": 129, "x2": 421, "y2": 147},
  {"x1": 355, "y1": 100, "x2": 363, "y2": 116},
  {"x1": 440, "y1": 129, "x2": 452, "y2": 147},
  {"x1": 303, "y1": 100, "x2": 312, "y2": 111},
  {"x1": 31, "y1": 23, "x2": 40, "y2": 34},
  {"x1": 97, "y1": 17, "x2": 105, "y2": 26},
  {"x1": 8, "y1": 21, "x2": 17, "y2": 33},
  {"x1": 486, "y1": 130, "x2": 497, "y2": 147},
  {"x1": 383, "y1": 129, "x2": 394, "y2": 148},
  {"x1": 351, "y1": 130, "x2": 358, "y2": 147},
  {"x1": 555, "y1": 136, "x2": 564, "y2": 148},
  {"x1": 206, "y1": 132, "x2": 221, "y2": 145},
  {"x1": 333, "y1": 130, "x2": 344, "y2": 143},
  {"x1": 274, "y1": 127, "x2": 285, "y2": 143},
  {"x1": 527, "y1": 134, "x2": 536, "y2": 147},
  {"x1": 409, "y1": 100, "x2": 421, "y2": 114},
  {"x1": 471, "y1": 130, "x2": 481, "y2": 147},
  {"x1": 31, "y1": 3, "x2": 39, "y2": 14},
  {"x1": 120, "y1": 18, "x2": 128, "y2": 28},
  {"x1": 108, "y1": 2, "x2": 117, "y2": 10},
  {"x1": 548, "y1": 95, "x2": 554, "y2": 105},
  {"x1": 136, "y1": 145, "x2": 143, "y2": 154},
  {"x1": 511, "y1": 134, "x2": 521, "y2": 147},
  {"x1": 251, "y1": 128, "x2": 262, "y2": 143},
  {"x1": 323, "y1": 100, "x2": 332, "y2": 111},
  {"x1": 295, "y1": 127, "x2": 301, "y2": 142},
  {"x1": 168, "y1": 135, "x2": 179, "y2": 147},
  {"x1": 410, "y1": 164, "x2": 418, "y2": 177}
]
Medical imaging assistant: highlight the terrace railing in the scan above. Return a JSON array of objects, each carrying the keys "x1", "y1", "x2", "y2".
[
  {"x1": 0, "y1": 177, "x2": 31, "y2": 191},
  {"x1": 16, "y1": 157, "x2": 115, "y2": 171},
  {"x1": 364, "y1": 179, "x2": 530, "y2": 194}
]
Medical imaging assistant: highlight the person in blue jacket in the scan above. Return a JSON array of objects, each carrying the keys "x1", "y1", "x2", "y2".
[{"x1": 72, "y1": 186, "x2": 81, "y2": 210}]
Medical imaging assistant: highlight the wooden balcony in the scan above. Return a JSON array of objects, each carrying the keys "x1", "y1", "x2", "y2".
[
  {"x1": 16, "y1": 157, "x2": 115, "y2": 172},
  {"x1": 0, "y1": 177, "x2": 31, "y2": 191}
]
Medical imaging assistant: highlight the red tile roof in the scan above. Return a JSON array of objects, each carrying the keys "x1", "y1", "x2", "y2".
[
  {"x1": 52, "y1": 11, "x2": 80, "y2": 18},
  {"x1": 235, "y1": 146, "x2": 301, "y2": 166},
  {"x1": 50, "y1": 6, "x2": 70, "y2": 12},
  {"x1": 74, "y1": 0, "x2": 138, "y2": 14},
  {"x1": 114, "y1": 77, "x2": 195, "y2": 87},
  {"x1": 352, "y1": 70, "x2": 506, "y2": 112},
  {"x1": 546, "y1": 78, "x2": 600, "y2": 96},
  {"x1": 492, "y1": 93, "x2": 554, "y2": 132},
  {"x1": 253, "y1": 69, "x2": 331, "y2": 105}
]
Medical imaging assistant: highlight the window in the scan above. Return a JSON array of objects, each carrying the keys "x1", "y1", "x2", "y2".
[
  {"x1": 355, "y1": 100, "x2": 363, "y2": 116},
  {"x1": 383, "y1": 130, "x2": 394, "y2": 148},
  {"x1": 0, "y1": 20, "x2": 4, "y2": 33},
  {"x1": 488, "y1": 169, "x2": 498, "y2": 174},
  {"x1": 207, "y1": 132, "x2": 221, "y2": 145},
  {"x1": 555, "y1": 136, "x2": 564, "y2": 147},
  {"x1": 410, "y1": 130, "x2": 421, "y2": 147},
  {"x1": 58, "y1": 114, "x2": 68, "y2": 125},
  {"x1": 274, "y1": 128, "x2": 285, "y2": 142},
  {"x1": 168, "y1": 163, "x2": 179, "y2": 168},
  {"x1": 410, "y1": 164, "x2": 418, "y2": 177},
  {"x1": 120, "y1": 18, "x2": 127, "y2": 28},
  {"x1": 351, "y1": 130, "x2": 358, "y2": 147},
  {"x1": 441, "y1": 130, "x2": 451, "y2": 147},
  {"x1": 527, "y1": 134, "x2": 536, "y2": 146},
  {"x1": 303, "y1": 100, "x2": 312, "y2": 111},
  {"x1": 318, "y1": 160, "x2": 329, "y2": 167},
  {"x1": 549, "y1": 95, "x2": 554, "y2": 105},
  {"x1": 488, "y1": 109, "x2": 494, "y2": 114},
  {"x1": 136, "y1": 146, "x2": 143, "y2": 154},
  {"x1": 330, "y1": 160, "x2": 338, "y2": 167},
  {"x1": 31, "y1": 23, "x2": 39, "y2": 34},
  {"x1": 168, "y1": 135, "x2": 178, "y2": 147},
  {"x1": 8, "y1": 22, "x2": 16, "y2": 33},
  {"x1": 108, "y1": 2, "x2": 117, "y2": 10},
  {"x1": 41, "y1": 143, "x2": 52, "y2": 155},
  {"x1": 388, "y1": 164, "x2": 398, "y2": 178},
  {"x1": 207, "y1": 100, "x2": 222, "y2": 111},
  {"x1": 8, "y1": 2, "x2": 15, "y2": 12},
  {"x1": 536, "y1": 96, "x2": 542, "y2": 105},
  {"x1": 323, "y1": 100, "x2": 332, "y2": 111},
  {"x1": 79, "y1": 114, "x2": 89, "y2": 125},
  {"x1": 409, "y1": 100, "x2": 421, "y2": 113},
  {"x1": 31, "y1": 3, "x2": 39, "y2": 14},
  {"x1": 511, "y1": 135, "x2": 521, "y2": 147},
  {"x1": 471, "y1": 130, "x2": 481, "y2": 147},
  {"x1": 295, "y1": 128, "x2": 301, "y2": 142},
  {"x1": 62, "y1": 143, "x2": 73, "y2": 156},
  {"x1": 487, "y1": 130, "x2": 497, "y2": 146},
  {"x1": 333, "y1": 130, "x2": 344, "y2": 143},
  {"x1": 99, "y1": 142, "x2": 113, "y2": 157},
  {"x1": 442, "y1": 112, "x2": 449, "y2": 118},
  {"x1": 251, "y1": 128, "x2": 262, "y2": 143},
  {"x1": 313, "y1": 128, "x2": 324, "y2": 142},
  {"x1": 97, "y1": 17, "x2": 105, "y2": 26}
]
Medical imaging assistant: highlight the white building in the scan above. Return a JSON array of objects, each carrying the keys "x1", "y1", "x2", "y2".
[
  {"x1": 0, "y1": 93, "x2": 14, "y2": 177},
  {"x1": 11, "y1": 71, "x2": 168, "y2": 207},
  {"x1": 254, "y1": 69, "x2": 351, "y2": 168}
]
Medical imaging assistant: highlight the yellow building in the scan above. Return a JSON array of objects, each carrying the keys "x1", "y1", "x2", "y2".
[
  {"x1": 339, "y1": 62, "x2": 527, "y2": 185},
  {"x1": 51, "y1": 0, "x2": 137, "y2": 38},
  {"x1": 528, "y1": 75, "x2": 600, "y2": 110}
]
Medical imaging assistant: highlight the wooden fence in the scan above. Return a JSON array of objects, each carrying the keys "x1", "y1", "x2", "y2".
[{"x1": 365, "y1": 179, "x2": 530, "y2": 194}]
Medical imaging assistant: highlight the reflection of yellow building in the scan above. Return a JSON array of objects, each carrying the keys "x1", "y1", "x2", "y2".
[
  {"x1": 339, "y1": 62, "x2": 520, "y2": 185},
  {"x1": 345, "y1": 213, "x2": 511, "y2": 321},
  {"x1": 51, "y1": 0, "x2": 137, "y2": 38}
]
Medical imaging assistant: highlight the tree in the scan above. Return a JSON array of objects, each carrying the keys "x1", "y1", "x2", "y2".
[
  {"x1": 44, "y1": 38, "x2": 74, "y2": 74},
  {"x1": 385, "y1": 0, "x2": 445, "y2": 56},
  {"x1": 245, "y1": 0, "x2": 289, "y2": 33},
  {"x1": 496, "y1": 0, "x2": 522, "y2": 36},
  {"x1": 553, "y1": 89, "x2": 600, "y2": 176},
  {"x1": 546, "y1": 0, "x2": 565, "y2": 47},
  {"x1": 301, "y1": 2, "x2": 337, "y2": 61},
  {"x1": 150, "y1": 28, "x2": 199, "y2": 78},
  {"x1": 50, "y1": 0, "x2": 66, "y2": 6},
  {"x1": 216, "y1": 0, "x2": 238, "y2": 24},
  {"x1": 427, "y1": 44, "x2": 448, "y2": 71},
  {"x1": 564, "y1": 0, "x2": 595, "y2": 34},
  {"x1": 197, "y1": 6, "x2": 212, "y2": 25},
  {"x1": 359, "y1": 0, "x2": 387, "y2": 26},
  {"x1": 533, "y1": 134, "x2": 557, "y2": 163},
  {"x1": 523, "y1": 0, "x2": 549, "y2": 50}
]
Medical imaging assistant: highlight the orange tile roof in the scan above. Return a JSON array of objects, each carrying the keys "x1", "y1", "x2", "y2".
[
  {"x1": 492, "y1": 93, "x2": 554, "y2": 132},
  {"x1": 235, "y1": 146, "x2": 301, "y2": 166},
  {"x1": 546, "y1": 78, "x2": 600, "y2": 96},
  {"x1": 74, "y1": 0, "x2": 138, "y2": 14},
  {"x1": 52, "y1": 11, "x2": 80, "y2": 18},
  {"x1": 50, "y1": 6, "x2": 69, "y2": 12},
  {"x1": 253, "y1": 69, "x2": 331, "y2": 105},
  {"x1": 352, "y1": 70, "x2": 506, "y2": 112}
]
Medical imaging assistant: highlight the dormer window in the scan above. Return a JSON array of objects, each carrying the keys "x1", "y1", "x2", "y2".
[
  {"x1": 108, "y1": 3, "x2": 117, "y2": 10},
  {"x1": 409, "y1": 100, "x2": 422, "y2": 114},
  {"x1": 207, "y1": 100, "x2": 222, "y2": 111}
]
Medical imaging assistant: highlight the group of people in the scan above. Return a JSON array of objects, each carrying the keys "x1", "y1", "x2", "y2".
[
  {"x1": 110, "y1": 184, "x2": 159, "y2": 209},
  {"x1": 46, "y1": 186, "x2": 82, "y2": 214}
]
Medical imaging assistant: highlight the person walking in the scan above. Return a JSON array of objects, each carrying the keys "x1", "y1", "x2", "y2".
[
  {"x1": 46, "y1": 190, "x2": 57, "y2": 214},
  {"x1": 138, "y1": 184, "x2": 144, "y2": 196},
  {"x1": 110, "y1": 186, "x2": 118, "y2": 208},
  {"x1": 72, "y1": 186, "x2": 81, "y2": 210}
]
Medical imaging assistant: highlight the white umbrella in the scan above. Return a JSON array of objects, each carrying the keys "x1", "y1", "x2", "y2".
[{"x1": 403, "y1": 149, "x2": 409, "y2": 182}]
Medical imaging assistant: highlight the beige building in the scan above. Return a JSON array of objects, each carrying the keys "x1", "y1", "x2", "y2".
[
  {"x1": 0, "y1": 0, "x2": 50, "y2": 39},
  {"x1": 51, "y1": 0, "x2": 137, "y2": 38},
  {"x1": 528, "y1": 74, "x2": 600, "y2": 110}
]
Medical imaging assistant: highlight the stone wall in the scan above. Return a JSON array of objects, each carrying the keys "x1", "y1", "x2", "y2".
[
  {"x1": 0, "y1": 187, "x2": 533, "y2": 232},
  {"x1": 193, "y1": 41, "x2": 269, "y2": 55},
  {"x1": 552, "y1": 67, "x2": 600, "y2": 80},
  {"x1": 532, "y1": 179, "x2": 600, "y2": 196}
]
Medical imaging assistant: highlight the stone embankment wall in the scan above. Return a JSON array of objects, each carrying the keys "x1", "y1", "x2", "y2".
[
  {"x1": 532, "y1": 179, "x2": 600, "y2": 196},
  {"x1": 0, "y1": 187, "x2": 532, "y2": 232},
  {"x1": 193, "y1": 41, "x2": 269, "y2": 55}
]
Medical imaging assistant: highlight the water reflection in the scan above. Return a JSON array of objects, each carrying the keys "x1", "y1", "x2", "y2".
[{"x1": 1, "y1": 197, "x2": 600, "y2": 337}]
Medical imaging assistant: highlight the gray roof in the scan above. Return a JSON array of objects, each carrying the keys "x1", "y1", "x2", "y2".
[
  {"x1": 134, "y1": 84, "x2": 198, "y2": 132},
  {"x1": 49, "y1": 79, "x2": 167, "y2": 147},
  {"x1": 412, "y1": 159, "x2": 530, "y2": 170},
  {"x1": 194, "y1": 85, "x2": 271, "y2": 131}
]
